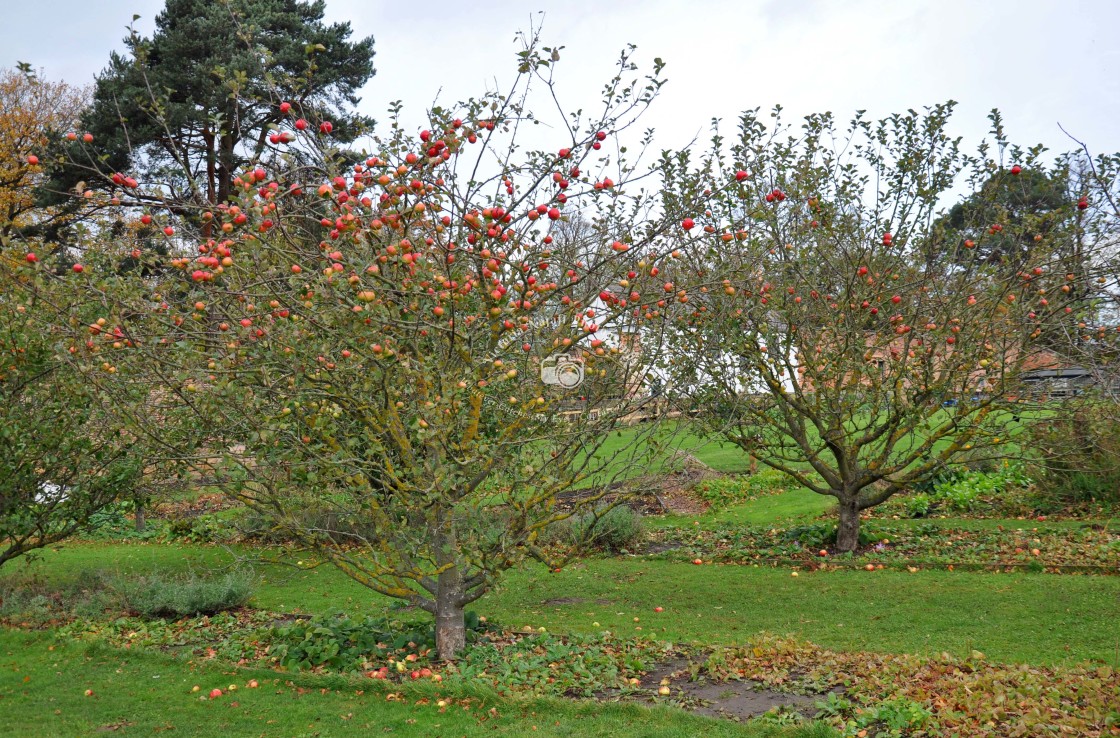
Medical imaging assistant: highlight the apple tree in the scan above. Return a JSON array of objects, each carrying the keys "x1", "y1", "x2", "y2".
[
  {"x1": 69, "y1": 36, "x2": 685, "y2": 658},
  {"x1": 657, "y1": 104, "x2": 1108, "y2": 551},
  {"x1": 0, "y1": 247, "x2": 145, "y2": 567}
]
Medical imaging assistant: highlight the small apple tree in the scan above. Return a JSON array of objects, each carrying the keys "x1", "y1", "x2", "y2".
[
  {"x1": 657, "y1": 104, "x2": 1107, "y2": 551},
  {"x1": 68, "y1": 36, "x2": 685, "y2": 658},
  {"x1": 0, "y1": 252, "x2": 144, "y2": 567}
]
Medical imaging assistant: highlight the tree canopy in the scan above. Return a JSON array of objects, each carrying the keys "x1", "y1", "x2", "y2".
[
  {"x1": 49, "y1": 0, "x2": 374, "y2": 214},
  {"x1": 656, "y1": 105, "x2": 1110, "y2": 551}
]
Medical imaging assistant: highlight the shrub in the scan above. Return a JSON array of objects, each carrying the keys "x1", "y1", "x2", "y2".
[
  {"x1": 693, "y1": 470, "x2": 797, "y2": 508},
  {"x1": 894, "y1": 463, "x2": 1033, "y2": 518},
  {"x1": 1027, "y1": 403, "x2": 1120, "y2": 504},
  {"x1": 0, "y1": 568, "x2": 253, "y2": 623},
  {"x1": 268, "y1": 611, "x2": 486, "y2": 672},
  {"x1": 109, "y1": 569, "x2": 255, "y2": 618},
  {"x1": 1, "y1": 570, "x2": 129, "y2": 624},
  {"x1": 165, "y1": 513, "x2": 237, "y2": 543},
  {"x1": 83, "y1": 502, "x2": 164, "y2": 541},
  {"x1": 551, "y1": 505, "x2": 645, "y2": 553},
  {"x1": 851, "y1": 697, "x2": 933, "y2": 736},
  {"x1": 693, "y1": 477, "x2": 752, "y2": 508},
  {"x1": 903, "y1": 493, "x2": 933, "y2": 518}
]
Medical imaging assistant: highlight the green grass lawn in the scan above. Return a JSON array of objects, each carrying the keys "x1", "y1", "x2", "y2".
[
  {"x1": 650, "y1": 489, "x2": 837, "y2": 529},
  {"x1": 8, "y1": 542, "x2": 1118, "y2": 666},
  {"x1": 0, "y1": 629, "x2": 828, "y2": 738},
  {"x1": 587, "y1": 423, "x2": 757, "y2": 483}
]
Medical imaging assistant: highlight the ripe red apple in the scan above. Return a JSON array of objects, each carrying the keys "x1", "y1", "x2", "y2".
[
  {"x1": 140, "y1": 214, "x2": 152, "y2": 225},
  {"x1": 82, "y1": 133, "x2": 94, "y2": 143},
  {"x1": 84, "y1": 689, "x2": 94, "y2": 697},
  {"x1": 654, "y1": 606, "x2": 663, "y2": 613},
  {"x1": 279, "y1": 101, "x2": 291, "y2": 113},
  {"x1": 72, "y1": 264, "x2": 84, "y2": 273},
  {"x1": 26, "y1": 155, "x2": 39, "y2": 165},
  {"x1": 1010, "y1": 164, "x2": 1021, "y2": 175},
  {"x1": 681, "y1": 217, "x2": 695, "y2": 231},
  {"x1": 248, "y1": 679, "x2": 259, "y2": 689},
  {"x1": 692, "y1": 558, "x2": 703, "y2": 565},
  {"x1": 209, "y1": 688, "x2": 223, "y2": 699},
  {"x1": 25, "y1": 253, "x2": 37, "y2": 263},
  {"x1": 163, "y1": 226, "x2": 175, "y2": 236}
]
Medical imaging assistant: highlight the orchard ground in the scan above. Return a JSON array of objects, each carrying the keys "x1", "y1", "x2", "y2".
[{"x1": 3, "y1": 448, "x2": 1118, "y2": 736}]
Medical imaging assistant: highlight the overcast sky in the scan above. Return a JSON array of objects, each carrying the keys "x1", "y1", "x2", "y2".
[{"x1": 5, "y1": 0, "x2": 1120, "y2": 162}]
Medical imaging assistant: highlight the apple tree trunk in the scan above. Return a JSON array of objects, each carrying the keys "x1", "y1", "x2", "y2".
[
  {"x1": 835, "y1": 496, "x2": 862, "y2": 553},
  {"x1": 434, "y1": 568, "x2": 466, "y2": 661}
]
